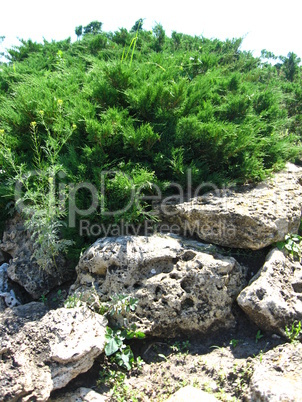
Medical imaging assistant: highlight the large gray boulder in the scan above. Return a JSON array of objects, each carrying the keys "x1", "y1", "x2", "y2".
[
  {"x1": 248, "y1": 343, "x2": 302, "y2": 401},
  {"x1": 71, "y1": 234, "x2": 247, "y2": 337},
  {"x1": 160, "y1": 163, "x2": 302, "y2": 249},
  {"x1": 0, "y1": 302, "x2": 107, "y2": 402},
  {"x1": 237, "y1": 248, "x2": 302, "y2": 336},
  {"x1": 0, "y1": 215, "x2": 74, "y2": 299}
]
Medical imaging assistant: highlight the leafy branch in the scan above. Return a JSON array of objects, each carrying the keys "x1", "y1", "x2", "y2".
[
  {"x1": 0, "y1": 110, "x2": 76, "y2": 271},
  {"x1": 100, "y1": 294, "x2": 145, "y2": 371},
  {"x1": 276, "y1": 233, "x2": 302, "y2": 260}
]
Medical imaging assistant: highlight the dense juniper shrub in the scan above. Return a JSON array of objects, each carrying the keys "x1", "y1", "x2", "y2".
[{"x1": 0, "y1": 24, "x2": 301, "y2": 263}]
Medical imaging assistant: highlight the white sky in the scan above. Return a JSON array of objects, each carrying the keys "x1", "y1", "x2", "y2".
[{"x1": 0, "y1": 0, "x2": 302, "y2": 60}]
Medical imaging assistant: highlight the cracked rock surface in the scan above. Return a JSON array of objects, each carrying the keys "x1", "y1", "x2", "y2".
[
  {"x1": 0, "y1": 214, "x2": 74, "y2": 299},
  {"x1": 248, "y1": 342, "x2": 302, "y2": 402},
  {"x1": 160, "y1": 163, "x2": 302, "y2": 249},
  {"x1": 237, "y1": 248, "x2": 302, "y2": 336},
  {"x1": 0, "y1": 302, "x2": 107, "y2": 402}
]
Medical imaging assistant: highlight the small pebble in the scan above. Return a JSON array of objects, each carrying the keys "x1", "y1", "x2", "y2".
[{"x1": 271, "y1": 334, "x2": 281, "y2": 339}]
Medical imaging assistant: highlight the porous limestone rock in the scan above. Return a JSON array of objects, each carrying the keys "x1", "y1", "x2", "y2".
[
  {"x1": 0, "y1": 302, "x2": 107, "y2": 402},
  {"x1": 248, "y1": 343, "x2": 302, "y2": 402},
  {"x1": 237, "y1": 248, "x2": 302, "y2": 336},
  {"x1": 71, "y1": 234, "x2": 247, "y2": 337},
  {"x1": 160, "y1": 163, "x2": 302, "y2": 250},
  {"x1": 166, "y1": 386, "x2": 219, "y2": 401},
  {"x1": 0, "y1": 214, "x2": 74, "y2": 299},
  {"x1": 49, "y1": 387, "x2": 108, "y2": 402},
  {"x1": 0, "y1": 214, "x2": 32, "y2": 259}
]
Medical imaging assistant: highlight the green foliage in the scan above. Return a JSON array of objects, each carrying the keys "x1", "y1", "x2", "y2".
[
  {"x1": 233, "y1": 361, "x2": 253, "y2": 395},
  {"x1": 0, "y1": 113, "x2": 75, "y2": 270},
  {"x1": 83, "y1": 21, "x2": 102, "y2": 35},
  {"x1": 101, "y1": 294, "x2": 145, "y2": 371},
  {"x1": 65, "y1": 290, "x2": 146, "y2": 399},
  {"x1": 39, "y1": 294, "x2": 48, "y2": 304},
  {"x1": 121, "y1": 24, "x2": 142, "y2": 67},
  {"x1": 255, "y1": 330, "x2": 263, "y2": 343},
  {"x1": 6, "y1": 39, "x2": 43, "y2": 62},
  {"x1": 98, "y1": 365, "x2": 143, "y2": 401},
  {"x1": 152, "y1": 23, "x2": 166, "y2": 52},
  {"x1": 75, "y1": 25, "x2": 83, "y2": 39},
  {"x1": 285, "y1": 320, "x2": 302, "y2": 343},
  {"x1": 113, "y1": 28, "x2": 131, "y2": 47},
  {"x1": 103, "y1": 163, "x2": 160, "y2": 223},
  {"x1": 101, "y1": 294, "x2": 139, "y2": 317},
  {"x1": 131, "y1": 18, "x2": 144, "y2": 33},
  {"x1": 64, "y1": 293, "x2": 83, "y2": 308},
  {"x1": 0, "y1": 36, "x2": 4, "y2": 58},
  {"x1": 276, "y1": 233, "x2": 302, "y2": 259},
  {"x1": 281, "y1": 52, "x2": 301, "y2": 82},
  {"x1": 170, "y1": 340, "x2": 191, "y2": 354},
  {"x1": 230, "y1": 339, "x2": 240, "y2": 348},
  {"x1": 105, "y1": 327, "x2": 128, "y2": 356},
  {"x1": 52, "y1": 289, "x2": 64, "y2": 304},
  {"x1": 104, "y1": 325, "x2": 145, "y2": 370}
]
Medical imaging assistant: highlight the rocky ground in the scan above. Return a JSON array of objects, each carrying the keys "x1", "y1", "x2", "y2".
[
  {"x1": 47, "y1": 242, "x2": 302, "y2": 402},
  {"x1": 48, "y1": 306, "x2": 298, "y2": 402},
  {"x1": 1, "y1": 163, "x2": 302, "y2": 402}
]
